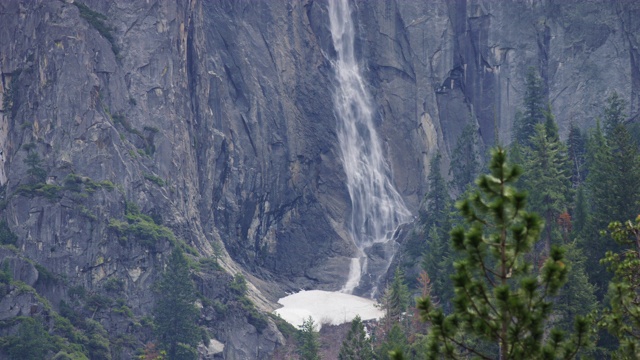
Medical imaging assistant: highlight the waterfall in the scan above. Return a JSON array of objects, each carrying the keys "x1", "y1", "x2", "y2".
[{"x1": 328, "y1": 0, "x2": 411, "y2": 297}]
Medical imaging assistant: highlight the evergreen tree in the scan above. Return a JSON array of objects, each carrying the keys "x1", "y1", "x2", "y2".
[
  {"x1": 338, "y1": 315, "x2": 374, "y2": 360},
  {"x1": 407, "y1": 152, "x2": 452, "y2": 259},
  {"x1": 513, "y1": 68, "x2": 546, "y2": 147},
  {"x1": 377, "y1": 323, "x2": 408, "y2": 360},
  {"x1": 522, "y1": 121, "x2": 572, "y2": 256},
  {"x1": 297, "y1": 317, "x2": 320, "y2": 360},
  {"x1": 24, "y1": 151, "x2": 47, "y2": 184},
  {"x1": 583, "y1": 94, "x2": 640, "y2": 299},
  {"x1": 449, "y1": 123, "x2": 481, "y2": 194},
  {"x1": 572, "y1": 185, "x2": 588, "y2": 236},
  {"x1": 600, "y1": 217, "x2": 640, "y2": 358},
  {"x1": 418, "y1": 147, "x2": 590, "y2": 359},
  {"x1": 553, "y1": 243, "x2": 598, "y2": 337},
  {"x1": 154, "y1": 248, "x2": 200, "y2": 360},
  {"x1": 582, "y1": 120, "x2": 615, "y2": 298},
  {"x1": 602, "y1": 93, "x2": 640, "y2": 222},
  {"x1": 567, "y1": 122, "x2": 587, "y2": 187},
  {"x1": 5, "y1": 318, "x2": 53, "y2": 360},
  {"x1": 421, "y1": 225, "x2": 454, "y2": 310},
  {"x1": 419, "y1": 152, "x2": 450, "y2": 235},
  {"x1": 380, "y1": 268, "x2": 410, "y2": 326}
]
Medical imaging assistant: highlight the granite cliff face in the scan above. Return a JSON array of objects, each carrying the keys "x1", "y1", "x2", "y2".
[{"x1": 0, "y1": 0, "x2": 638, "y2": 358}]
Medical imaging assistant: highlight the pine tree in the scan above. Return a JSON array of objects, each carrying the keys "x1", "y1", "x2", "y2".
[
  {"x1": 522, "y1": 121, "x2": 572, "y2": 256},
  {"x1": 583, "y1": 94, "x2": 640, "y2": 299},
  {"x1": 6, "y1": 318, "x2": 53, "y2": 360},
  {"x1": 420, "y1": 153, "x2": 450, "y2": 234},
  {"x1": 338, "y1": 315, "x2": 374, "y2": 360},
  {"x1": 602, "y1": 93, "x2": 640, "y2": 223},
  {"x1": 513, "y1": 68, "x2": 546, "y2": 147},
  {"x1": 566, "y1": 122, "x2": 587, "y2": 187},
  {"x1": 380, "y1": 268, "x2": 410, "y2": 326},
  {"x1": 553, "y1": 243, "x2": 598, "y2": 334},
  {"x1": 450, "y1": 123, "x2": 481, "y2": 194},
  {"x1": 24, "y1": 151, "x2": 47, "y2": 184},
  {"x1": 297, "y1": 317, "x2": 320, "y2": 360},
  {"x1": 377, "y1": 323, "x2": 409, "y2": 360},
  {"x1": 600, "y1": 217, "x2": 640, "y2": 358},
  {"x1": 417, "y1": 147, "x2": 590, "y2": 359},
  {"x1": 153, "y1": 248, "x2": 200, "y2": 360},
  {"x1": 421, "y1": 225, "x2": 454, "y2": 310}
]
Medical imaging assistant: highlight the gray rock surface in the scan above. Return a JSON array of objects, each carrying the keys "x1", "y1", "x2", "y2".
[{"x1": 0, "y1": 0, "x2": 638, "y2": 357}]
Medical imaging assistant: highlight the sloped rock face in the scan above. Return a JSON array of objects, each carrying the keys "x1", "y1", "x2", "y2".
[
  {"x1": 0, "y1": 0, "x2": 639, "y2": 357},
  {"x1": 353, "y1": 0, "x2": 639, "y2": 164}
]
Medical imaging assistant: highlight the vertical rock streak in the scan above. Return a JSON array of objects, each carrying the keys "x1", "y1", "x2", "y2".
[{"x1": 328, "y1": 0, "x2": 411, "y2": 295}]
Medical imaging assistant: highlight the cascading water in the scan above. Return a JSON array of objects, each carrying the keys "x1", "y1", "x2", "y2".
[{"x1": 328, "y1": 0, "x2": 411, "y2": 297}]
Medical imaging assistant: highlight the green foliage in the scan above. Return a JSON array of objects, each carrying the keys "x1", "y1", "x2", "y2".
[
  {"x1": 109, "y1": 201, "x2": 176, "y2": 249},
  {"x1": 378, "y1": 323, "x2": 409, "y2": 360},
  {"x1": 513, "y1": 68, "x2": 546, "y2": 147},
  {"x1": 420, "y1": 153, "x2": 450, "y2": 232},
  {"x1": 521, "y1": 120, "x2": 572, "y2": 255},
  {"x1": 380, "y1": 268, "x2": 410, "y2": 324},
  {"x1": 4, "y1": 317, "x2": 54, "y2": 359},
  {"x1": 68, "y1": 285, "x2": 87, "y2": 300},
  {"x1": 84, "y1": 319, "x2": 111, "y2": 360},
  {"x1": 567, "y1": 122, "x2": 587, "y2": 186},
  {"x1": 237, "y1": 296, "x2": 268, "y2": 331},
  {"x1": 73, "y1": 2, "x2": 118, "y2": 55},
  {"x1": 553, "y1": 242, "x2": 598, "y2": 357},
  {"x1": 418, "y1": 147, "x2": 590, "y2": 359},
  {"x1": 269, "y1": 313, "x2": 297, "y2": 339},
  {"x1": 339, "y1": 315, "x2": 374, "y2": 360},
  {"x1": 24, "y1": 151, "x2": 47, "y2": 184},
  {"x1": 229, "y1": 273, "x2": 248, "y2": 297},
  {"x1": 449, "y1": 123, "x2": 481, "y2": 194},
  {"x1": 17, "y1": 183, "x2": 62, "y2": 200},
  {"x1": 582, "y1": 94, "x2": 640, "y2": 299},
  {"x1": 143, "y1": 173, "x2": 164, "y2": 187},
  {"x1": 2, "y1": 83, "x2": 13, "y2": 114},
  {"x1": 297, "y1": 317, "x2": 320, "y2": 360},
  {"x1": 34, "y1": 263, "x2": 58, "y2": 286},
  {"x1": 64, "y1": 173, "x2": 114, "y2": 194},
  {"x1": 153, "y1": 248, "x2": 200, "y2": 359},
  {"x1": 0, "y1": 262, "x2": 12, "y2": 292},
  {"x1": 412, "y1": 152, "x2": 453, "y2": 282},
  {"x1": 197, "y1": 257, "x2": 221, "y2": 272},
  {"x1": 86, "y1": 293, "x2": 113, "y2": 313},
  {"x1": 0, "y1": 220, "x2": 18, "y2": 246},
  {"x1": 421, "y1": 225, "x2": 454, "y2": 309},
  {"x1": 600, "y1": 217, "x2": 640, "y2": 358},
  {"x1": 103, "y1": 277, "x2": 124, "y2": 294}
]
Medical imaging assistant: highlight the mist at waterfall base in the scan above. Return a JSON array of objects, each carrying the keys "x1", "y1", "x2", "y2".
[{"x1": 274, "y1": 0, "x2": 411, "y2": 329}]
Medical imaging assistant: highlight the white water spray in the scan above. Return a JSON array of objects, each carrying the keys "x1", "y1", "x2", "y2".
[{"x1": 328, "y1": 0, "x2": 411, "y2": 296}]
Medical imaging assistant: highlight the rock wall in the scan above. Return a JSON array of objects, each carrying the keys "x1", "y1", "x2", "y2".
[{"x1": 0, "y1": 0, "x2": 638, "y2": 357}]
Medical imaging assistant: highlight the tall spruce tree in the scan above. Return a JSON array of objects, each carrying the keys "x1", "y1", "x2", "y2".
[
  {"x1": 421, "y1": 225, "x2": 454, "y2": 310},
  {"x1": 420, "y1": 152, "x2": 450, "y2": 235},
  {"x1": 602, "y1": 92, "x2": 640, "y2": 222},
  {"x1": 513, "y1": 68, "x2": 546, "y2": 147},
  {"x1": 450, "y1": 123, "x2": 481, "y2": 194},
  {"x1": 522, "y1": 121, "x2": 572, "y2": 256},
  {"x1": 154, "y1": 248, "x2": 200, "y2": 360},
  {"x1": 583, "y1": 94, "x2": 640, "y2": 299},
  {"x1": 417, "y1": 147, "x2": 589, "y2": 359},
  {"x1": 297, "y1": 317, "x2": 320, "y2": 360},
  {"x1": 566, "y1": 122, "x2": 587, "y2": 187},
  {"x1": 380, "y1": 268, "x2": 410, "y2": 327},
  {"x1": 553, "y1": 243, "x2": 598, "y2": 334},
  {"x1": 339, "y1": 315, "x2": 374, "y2": 360}
]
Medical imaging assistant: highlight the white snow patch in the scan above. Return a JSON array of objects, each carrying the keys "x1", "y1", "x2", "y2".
[{"x1": 273, "y1": 290, "x2": 383, "y2": 330}]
